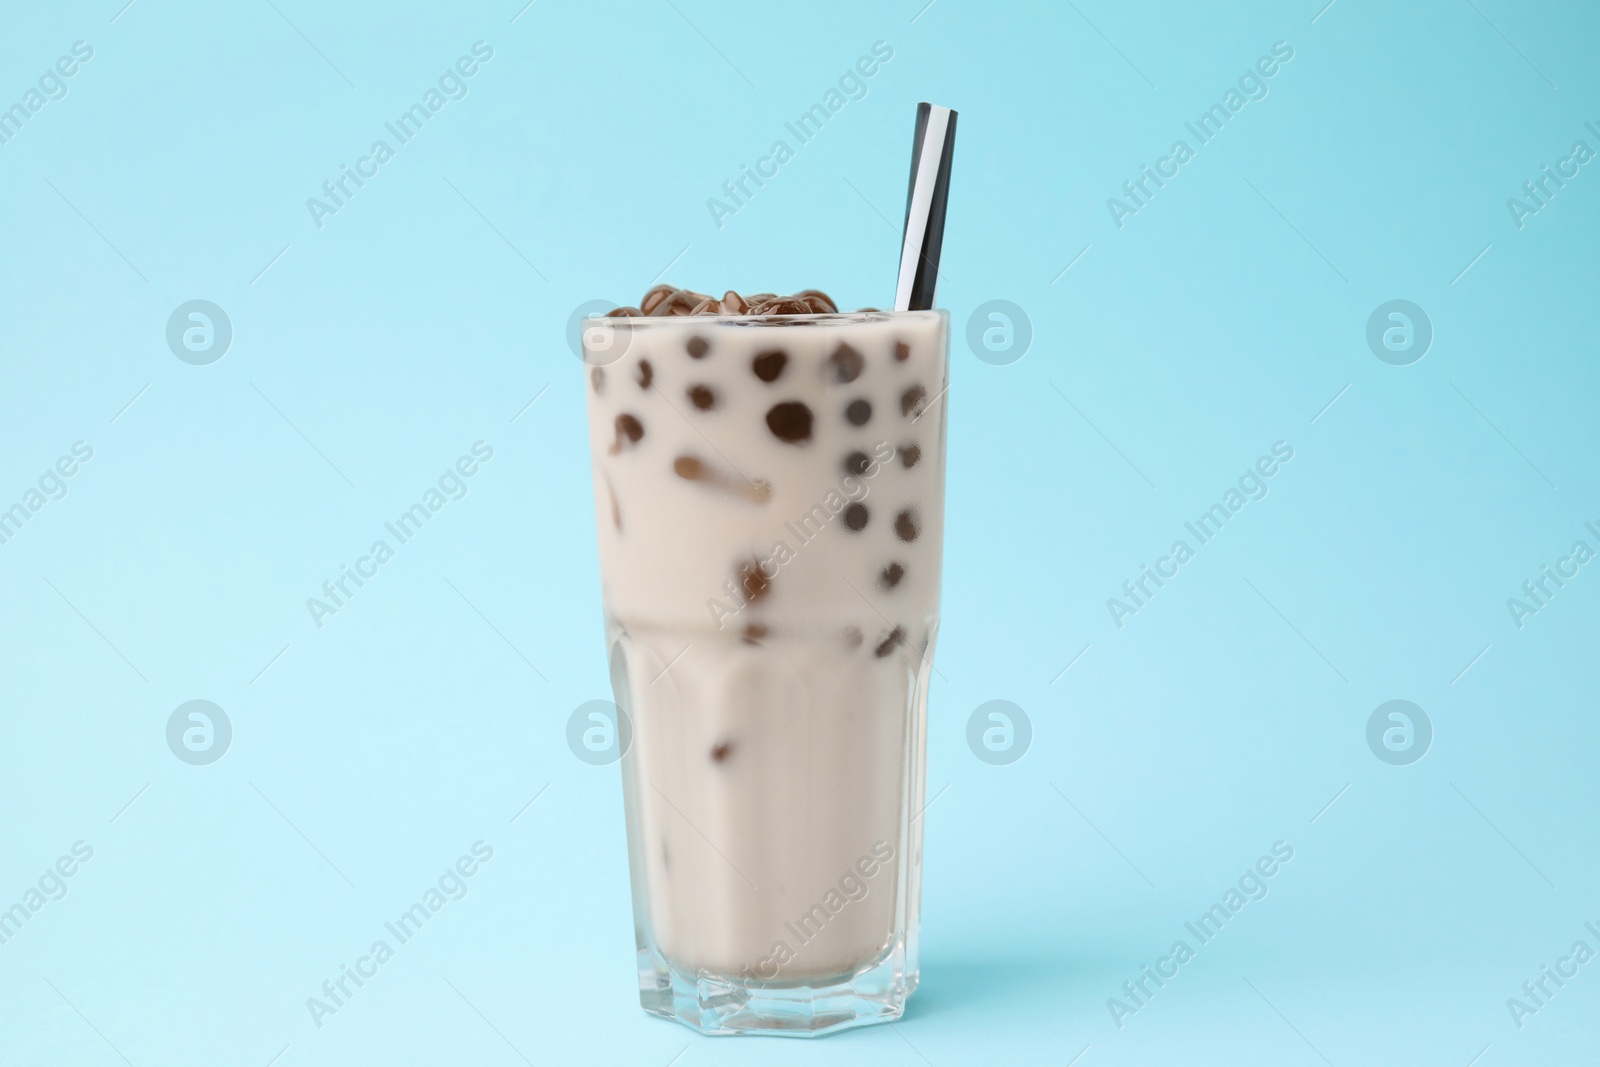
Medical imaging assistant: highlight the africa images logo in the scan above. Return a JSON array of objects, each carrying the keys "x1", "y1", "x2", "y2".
[
  {"x1": 166, "y1": 701, "x2": 232, "y2": 766},
  {"x1": 166, "y1": 300, "x2": 233, "y2": 365},
  {"x1": 305, "y1": 42, "x2": 495, "y2": 229}
]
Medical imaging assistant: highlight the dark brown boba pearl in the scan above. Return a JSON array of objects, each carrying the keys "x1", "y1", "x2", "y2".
[
  {"x1": 766, "y1": 401, "x2": 813, "y2": 443},
  {"x1": 842, "y1": 625, "x2": 863, "y2": 650},
  {"x1": 750, "y1": 297, "x2": 812, "y2": 315},
  {"x1": 796, "y1": 289, "x2": 837, "y2": 313},
  {"x1": 844, "y1": 450, "x2": 872, "y2": 476},
  {"x1": 741, "y1": 623, "x2": 766, "y2": 645},
  {"x1": 591, "y1": 366, "x2": 604, "y2": 393},
  {"x1": 686, "y1": 336, "x2": 710, "y2": 359},
  {"x1": 752, "y1": 349, "x2": 786, "y2": 382},
  {"x1": 879, "y1": 562, "x2": 905, "y2": 590},
  {"x1": 674, "y1": 454, "x2": 772, "y2": 503},
  {"x1": 610, "y1": 413, "x2": 644, "y2": 453},
  {"x1": 641, "y1": 285, "x2": 675, "y2": 314},
  {"x1": 842, "y1": 502, "x2": 869, "y2": 532},
  {"x1": 737, "y1": 557, "x2": 771, "y2": 603},
  {"x1": 829, "y1": 343, "x2": 864, "y2": 384},
  {"x1": 845, "y1": 399, "x2": 872, "y2": 426},
  {"x1": 901, "y1": 384, "x2": 927, "y2": 418},
  {"x1": 874, "y1": 626, "x2": 905, "y2": 658},
  {"x1": 636, "y1": 359, "x2": 653, "y2": 389},
  {"x1": 894, "y1": 341, "x2": 910, "y2": 362},
  {"x1": 688, "y1": 384, "x2": 716, "y2": 410},
  {"x1": 711, "y1": 740, "x2": 734, "y2": 762},
  {"x1": 900, "y1": 444, "x2": 921, "y2": 469},
  {"x1": 655, "y1": 289, "x2": 704, "y2": 316},
  {"x1": 894, "y1": 509, "x2": 919, "y2": 542}
]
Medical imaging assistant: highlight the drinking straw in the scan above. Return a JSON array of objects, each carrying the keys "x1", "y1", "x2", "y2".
[{"x1": 893, "y1": 102, "x2": 958, "y2": 311}]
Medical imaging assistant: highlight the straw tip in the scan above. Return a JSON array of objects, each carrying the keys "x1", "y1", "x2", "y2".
[{"x1": 894, "y1": 103, "x2": 958, "y2": 312}]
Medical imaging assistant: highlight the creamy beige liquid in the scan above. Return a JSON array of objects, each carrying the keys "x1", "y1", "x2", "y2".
[{"x1": 584, "y1": 311, "x2": 945, "y2": 980}]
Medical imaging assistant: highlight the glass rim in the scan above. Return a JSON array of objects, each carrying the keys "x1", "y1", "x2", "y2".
[{"x1": 583, "y1": 309, "x2": 947, "y2": 329}]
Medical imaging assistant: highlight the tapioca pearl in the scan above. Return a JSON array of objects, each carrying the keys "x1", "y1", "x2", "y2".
[
  {"x1": 674, "y1": 454, "x2": 773, "y2": 503},
  {"x1": 894, "y1": 509, "x2": 919, "y2": 542},
  {"x1": 686, "y1": 335, "x2": 710, "y2": 359},
  {"x1": 751, "y1": 297, "x2": 812, "y2": 315},
  {"x1": 658, "y1": 289, "x2": 703, "y2": 315},
  {"x1": 874, "y1": 626, "x2": 905, "y2": 658},
  {"x1": 894, "y1": 341, "x2": 910, "y2": 362},
  {"x1": 688, "y1": 384, "x2": 716, "y2": 410},
  {"x1": 766, "y1": 401, "x2": 813, "y2": 443},
  {"x1": 842, "y1": 503, "x2": 869, "y2": 532},
  {"x1": 736, "y1": 556, "x2": 771, "y2": 603},
  {"x1": 879, "y1": 562, "x2": 905, "y2": 590},
  {"x1": 752, "y1": 349, "x2": 787, "y2": 383},
  {"x1": 901, "y1": 384, "x2": 927, "y2": 418},
  {"x1": 900, "y1": 444, "x2": 921, "y2": 469},
  {"x1": 711, "y1": 740, "x2": 735, "y2": 762},
  {"x1": 742, "y1": 623, "x2": 766, "y2": 645},
  {"x1": 844, "y1": 450, "x2": 871, "y2": 476},
  {"x1": 845, "y1": 399, "x2": 872, "y2": 426},
  {"x1": 610, "y1": 413, "x2": 644, "y2": 453},
  {"x1": 636, "y1": 359, "x2": 653, "y2": 389},
  {"x1": 797, "y1": 289, "x2": 837, "y2": 313},
  {"x1": 641, "y1": 285, "x2": 675, "y2": 314},
  {"x1": 829, "y1": 342, "x2": 864, "y2": 384},
  {"x1": 842, "y1": 625, "x2": 863, "y2": 650},
  {"x1": 591, "y1": 366, "x2": 604, "y2": 393}
]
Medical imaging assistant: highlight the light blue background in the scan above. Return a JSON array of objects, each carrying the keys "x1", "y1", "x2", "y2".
[{"x1": 3, "y1": 0, "x2": 1598, "y2": 1064}]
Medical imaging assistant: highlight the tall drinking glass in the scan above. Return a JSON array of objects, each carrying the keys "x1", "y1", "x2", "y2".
[{"x1": 582, "y1": 309, "x2": 948, "y2": 1036}]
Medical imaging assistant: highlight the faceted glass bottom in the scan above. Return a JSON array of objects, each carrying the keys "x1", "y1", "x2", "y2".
[{"x1": 636, "y1": 944, "x2": 911, "y2": 1037}]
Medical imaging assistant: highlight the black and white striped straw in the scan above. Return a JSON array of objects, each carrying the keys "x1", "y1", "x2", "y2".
[{"x1": 894, "y1": 102, "x2": 957, "y2": 312}]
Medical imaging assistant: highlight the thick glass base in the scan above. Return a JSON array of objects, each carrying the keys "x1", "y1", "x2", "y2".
[{"x1": 637, "y1": 945, "x2": 910, "y2": 1037}]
